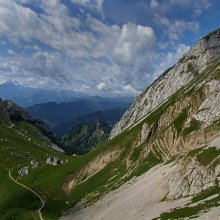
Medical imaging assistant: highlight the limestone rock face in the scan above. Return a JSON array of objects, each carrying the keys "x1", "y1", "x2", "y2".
[
  {"x1": 0, "y1": 99, "x2": 31, "y2": 121},
  {"x1": 46, "y1": 156, "x2": 59, "y2": 165},
  {"x1": 140, "y1": 123, "x2": 150, "y2": 144},
  {"x1": 110, "y1": 29, "x2": 220, "y2": 139},
  {"x1": 193, "y1": 79, "x2": 220, "y2": 126},
  {"x1": 167, "y1": 156, "x2": 219, "y2": 199},
  {"x1": 31, "y1": 159, "x2": 39, "y2": 169},
  {"x1": 18, "y1": 167, "x2": 29, "y2": 177}
]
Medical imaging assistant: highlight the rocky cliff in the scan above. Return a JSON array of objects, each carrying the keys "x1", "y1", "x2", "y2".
[{"x1": 110, "y1": 29, "x2": 220, "y2": 139}]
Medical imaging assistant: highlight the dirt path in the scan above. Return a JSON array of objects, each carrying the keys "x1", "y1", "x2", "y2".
[{"x1": 0, "y1": 164, "x2": 45, "y2": 220}]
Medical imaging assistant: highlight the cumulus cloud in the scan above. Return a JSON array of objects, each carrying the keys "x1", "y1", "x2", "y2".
[
  {"x1": 0, "y1": 1, "x2": 43, "y2": 41},
  {"x1": 193, "y1": 0, "x2": 212, "y2": 17},
  {"x1": 7, "y1": 49, "x2": 16, "y2": 55},
  {"x1": 167, "y1": 0, "x2": 212, "y2": 17},
  {"x1": 0, "y1": 0, "x2": 157, "y2": 95},
  {"x1": 96, "y1": 81, "x2": 107, "y2": 90},
  {"x1": 112, "y1": 23, "x2": 155, "y2": 65},
  {"x1": 149, "y1": 0, "x2": 211, "y2": 15},
  {"x1": 150, "y1": 0, "x2": 211, "y2": 41},
  {"x1": 23, "y1": 52, "x2": 67, "y2": 79},
  {"x1": 41, "y1": 0, "x2": 81, "y2": 31},
  {"x1": 73, "y1": 0, "x2": 90, "y2": 4}
]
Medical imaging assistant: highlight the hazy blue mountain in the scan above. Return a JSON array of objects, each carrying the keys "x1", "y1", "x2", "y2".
[
  {"x1": 53, "y1": 107, "x2": 127, "y2": 135},
  {"x1": 0, "y1": 81, "x2": 84, "y2": 107},
  {"x1": 27, "y1": 98, "x2": 132, "y2": 130}
]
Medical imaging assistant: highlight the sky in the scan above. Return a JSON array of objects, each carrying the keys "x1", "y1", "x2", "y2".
[{"x1": 0, "y1": 0, "x2": 219, "y2": 97}]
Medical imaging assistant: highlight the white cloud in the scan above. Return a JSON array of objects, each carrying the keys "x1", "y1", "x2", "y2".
[
  {"x1": 72, "y1": 0, "x2": 104, "y2": 16},
  {"x1": 7, "y1": 49, "x2": 16, "y2": 55},
  {"x1": 0, "y1": 0, "x2": 208, "y2": 96},
  {"x1": 193, "y1": 0, "x2": 211, "y2": 17},
  {"x1": 96, "y1": 81, "x2": 107, "y2": 90},
  {"x1": 113, "y1": 23, "x2": 155, "y2": 65},
  {"x1": 0, "y1": 0, "x2": 155, "y2": 70},
  {"x1": 73, "y1": 0, "x2": 90, "y2": 5},
  {"x1": 167, "y1": 0, "x2": 191, "y2": 6},
  {"x1": 0, "y1": 0, "x2": 161, "y2": 95},
  {"x1": 154, "y1": 15, "x2": 199, "y2": 40},
  {"x1": 166, "y1": 0, "x2": 212, "y2": 17},
  {"x1": 0, "y1": 1, "x2": 43, "y2": 41},
  {"x1": 149, "y1": 0, "x2": 212, "y2": 18},
  {"x1": 153, "y1": 43, "x2": 190, "y2": 79},
  {"x1": 24, "y1": 52, "x2": 66, "y2": 79},
  {"x1": 41, "y1": 0, "x2": 80, "y2": 32},
  {"x1": 123, "y1": 84, "x2": 141, "y2": 96},
  {"x1": 80, "y1": 84, "x2": 91, "y2": 92},
  {"x1": 150, "y1": 0, "x2": 159, "y2": 9}
]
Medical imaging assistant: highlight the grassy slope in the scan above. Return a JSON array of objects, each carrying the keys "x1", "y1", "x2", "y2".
[
  {"x1": 0, "y1": 166, "x2": 40, "y2": 220},
  {"x1": 60, "y1": 121, "x2": 110, "y2": 155},
  {"x1": 0, "y1": 116, "x2": 69, "y2": 219},
  {"x1": 0, "y1": 107, "x2": 161, "y2": 219}
]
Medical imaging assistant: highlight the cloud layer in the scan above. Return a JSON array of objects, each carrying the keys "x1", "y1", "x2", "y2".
[{"x1": 0, "y1": 0, "x2": 216, "y2": 96}]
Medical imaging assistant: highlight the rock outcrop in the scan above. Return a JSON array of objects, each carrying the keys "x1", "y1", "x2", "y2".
[
  {"x1": 167, "y1": 152, "x2": 220, "y2": 199},
  {"x1": 18, "y1": 167, "x2": 29, "y2": 177},
  {"x1": 31, "y1": 159, "x2": 39, "y2": 169},
  {"x1": 0, "y1": 98, "x2": 63, "y2": 152},
  {"x1": 46, "y1": 156, "x2": 59, "y2": 165}
]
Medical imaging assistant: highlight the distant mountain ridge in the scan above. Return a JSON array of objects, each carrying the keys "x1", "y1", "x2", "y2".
[
  {"x1": 27, "y1": 97, "x2": 132, "y2": 131},
  {"x1": 0, "y1": 81, "x2": 134, "y2": 107},
  {"x1": 0, "y1": 81, "x2": 84, "y2": 107},
  {"x1": 53, "y1": 107, "x2": 127, "y2": 136}
]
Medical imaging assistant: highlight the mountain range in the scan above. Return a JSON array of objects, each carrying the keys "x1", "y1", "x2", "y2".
[
  {"x1": 53, "y1": 107, "x2": 128, "y2": 136},
  {"x1": 26, "y1": 97, "x2": 132, "y2": 130},
  {"x1": 26, "y1": 98, "x2": 131, "y2": 155},
  {"x1": 0, "y1": 81, "x2": 85, "y2": 107}
]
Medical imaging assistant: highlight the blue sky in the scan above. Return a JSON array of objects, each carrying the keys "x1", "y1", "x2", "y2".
[{"x1": 0, "y1": 0, "x2": 219, "y2": 96}]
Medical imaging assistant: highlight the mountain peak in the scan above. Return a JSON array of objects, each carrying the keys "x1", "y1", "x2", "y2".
[
  {"x1": 203, "y1": 28, "x2": 220, "y2": 41},
  {"x1": 186, "y1": 28, "x2": 220, "y2": 57},
  {"x1": 110, "y1": 28, "x2": 220, "y2": 139}
]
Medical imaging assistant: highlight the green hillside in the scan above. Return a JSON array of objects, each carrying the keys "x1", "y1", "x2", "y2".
[{"x1": 60, "y1": 120, "x2": 110, "y2": 155}]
